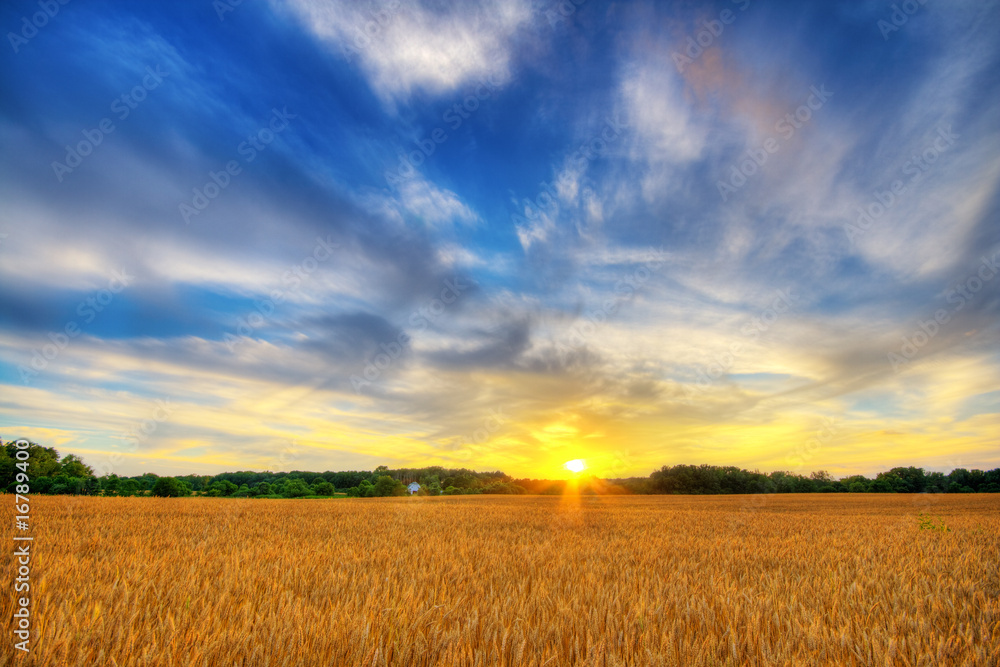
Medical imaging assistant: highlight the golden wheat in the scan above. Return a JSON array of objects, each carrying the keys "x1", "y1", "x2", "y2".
[{"x1": 2, "y1": 493, "x2": 998, "y2": 666}]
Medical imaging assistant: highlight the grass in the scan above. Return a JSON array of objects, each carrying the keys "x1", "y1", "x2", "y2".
[{"x1": 2, "y1": 493, "x2": 998, "y2": 666}]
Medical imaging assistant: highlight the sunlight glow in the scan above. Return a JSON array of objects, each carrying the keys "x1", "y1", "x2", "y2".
[{"x1": 564, "y1": 459, "x2": 587, "y2": 474}]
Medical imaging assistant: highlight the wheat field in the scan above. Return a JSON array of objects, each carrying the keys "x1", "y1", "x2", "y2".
[{"x1": 2, "y1": 493, "x2": 998, "y2": 666}]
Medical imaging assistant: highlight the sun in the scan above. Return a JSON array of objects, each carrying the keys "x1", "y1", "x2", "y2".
[{"x1": 564, "y1": 459, "x2": 587, "y2": 474}]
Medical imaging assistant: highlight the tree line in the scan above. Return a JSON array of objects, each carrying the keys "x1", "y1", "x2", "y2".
[{"x1": 2, "y1": 440, "x2": 998, "y2": 497}]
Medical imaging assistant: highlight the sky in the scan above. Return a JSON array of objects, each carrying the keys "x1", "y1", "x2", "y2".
[{"x1": 1, "y1": 0, "x2": 998, "y2": 480}]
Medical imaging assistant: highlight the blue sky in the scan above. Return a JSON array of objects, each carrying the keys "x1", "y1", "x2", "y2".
[{"x1": 1, "y1": 0, "x2": 998, "y2": 479}]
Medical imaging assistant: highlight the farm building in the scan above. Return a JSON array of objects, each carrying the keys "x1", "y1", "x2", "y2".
[{"x1": 407, "y1": 482, "x2": 420, "y2": 495}]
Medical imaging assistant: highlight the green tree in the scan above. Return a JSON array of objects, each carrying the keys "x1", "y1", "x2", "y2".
[
  {"x1": 420, "y1": 475, "x2": 443, "y2": 495},
  {"x1": 152, "y1": 477, "x2": 185, "y2": 497},
  {"x1": 887, "y1": 467, "x2": 926, "y2": 493},
  {"x1": 83, "y1": 476, "x2": 100, "y2": 495},
  {"x1": 924, "y1": 471, "x2": 948, "y2": 493},
  {"x1": 59, "y1": 454, "x2": 94, "y2": 478},
  {"x1": 137, "y1": 473, "x2": 159, "y2": 491},
  {"x1": 373, "y1": 475, "x2": 403, "y2": 497},
  {"x1": 101, "y1": 474, "x2": 121, "y2": 496},
  {"x1": 119, "y1": 479, "x2": 140, "y2": 496},
  {"x1": 313, "y1": 481, "x2": 335, "y2": 496},
  {"x1": 207, "y1": 480, "x2": 238, "y2": 497},
  {"x1": 873, "y1": 472, "x2": 905, "y2": 493},
  {"x1": 0, "y1": 441, "x2": 61, "y2": 483},
  {"x1": 282, "y1": 478, "x2": 312, "y2": 498}
]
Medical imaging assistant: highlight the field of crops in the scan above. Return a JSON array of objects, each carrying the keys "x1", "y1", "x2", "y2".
[{"x1": 2, "y1": 493, "x2": 998, "y2": 666}]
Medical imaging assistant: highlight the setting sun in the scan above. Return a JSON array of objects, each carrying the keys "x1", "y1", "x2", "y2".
[{"x1": 564, "y1": 459, "x2": 587, "y2": 474}]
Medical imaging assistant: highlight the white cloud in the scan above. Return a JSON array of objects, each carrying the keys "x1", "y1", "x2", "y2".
[
  {"x1": 361, "y1": 176, "x2": 479, "y2": 230},
  {"x1": 278, "y1": 0, "x2": 533, "y2": 103},
  {"x1": 514, "y1": 209, "x2": 555, "y2": 251},
  {"x1": 620, "y1": 58, "x2": 705, "y2": 166},
  {"x1": 397, "y1": 178, "x2": 479, "y2": 227}
]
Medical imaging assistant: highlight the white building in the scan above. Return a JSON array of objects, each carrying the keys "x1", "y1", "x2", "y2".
[{"x1": 407, "y1": 482, "x2": 420, "y2": 495}]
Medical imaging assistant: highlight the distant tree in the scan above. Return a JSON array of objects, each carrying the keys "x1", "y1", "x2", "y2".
[
  {"x1": 313, "y1": 481, "x2": 335, "y2": 496},
  {"x1": 101, "y1": 474, "x2": 121, "y2": 496},
  {"x1": 967, "y1": 469, "x2": 985, "y2": 492},
  {"x1": 207, "y1": 480, "x2": 239, "y2": 497},
  {"x1": 0, "y1": 441, "x2": 61, "y2": 482},
  {"x1": 791, "y1": 475, "x2": 814, "y2": 493},
  {"x1": 282, "y1": 478, "x2": 312, "y2": 498},
  {"x1": 481, "y1": 482, "x2": 526, "y2": 494},
  {"x1": 49, "y1": 474, "x2": 70, "y2": 494},
  {"x1": 83, "y1": 477, "x2": 101, "y2": 495},
  {"x1": 420, "y1": 474, "x2": 443, "y2": 496},
  {"x1": 119, "y1": 479, "x2": 140, "y2": 497},
  {"x1": 887, "y1": 467, "x2": 926, "y2": 493},
  {"x1": 948, "y1": 468, "x2": 973, "y2": 491},
  {"x1": 152, "y1": 477, "x2": 185, "y2": 497},
  {"x1": 374, "y1": 475, "x2": 404, "y2": 497},
  {"x1": 137, "y1": 473, "x2": 159, "y2": 491},
  {"x1": 59, "y1": 454, "x2": 94, "y2": 478},
  {"x1": 925, "y1": 472, "x2": 949, "y2": 493}
]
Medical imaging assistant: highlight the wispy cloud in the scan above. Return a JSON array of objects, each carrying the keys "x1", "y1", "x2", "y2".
[{"x1": 278, "y1": 0, "x2": 533, "y2": 104}]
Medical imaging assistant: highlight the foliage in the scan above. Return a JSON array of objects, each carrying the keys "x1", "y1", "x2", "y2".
[
  {"x1": 917, "y1": 512, "x2": 951, "y2": 532},
  {"x1": 151, "y1": 476, "x2": 185, "y2": 497},
  {"x1": 373, "y1": 475, "x2": 405, "y2": 497},
  {"x1": 4, "y1": 438, "x2": 1000, "y2": 498}
]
